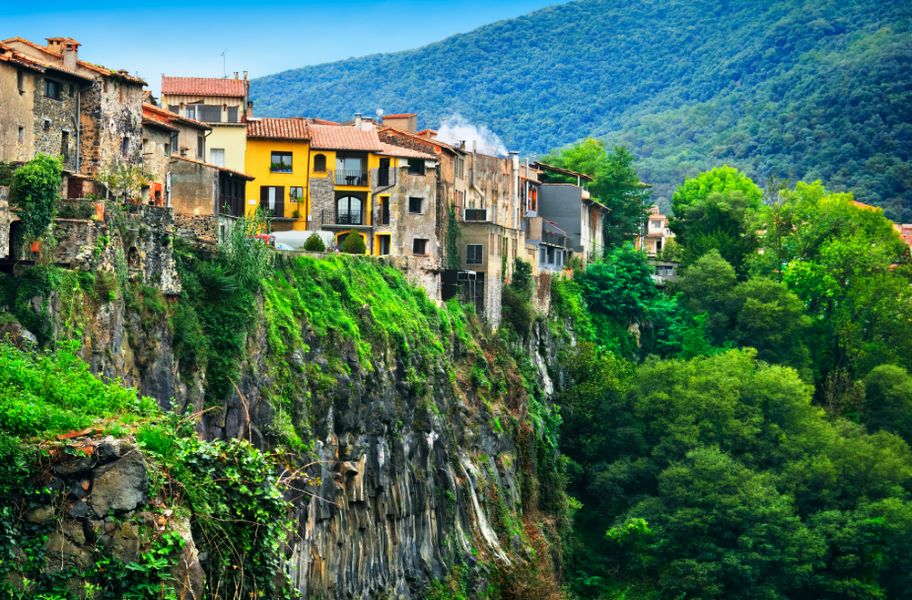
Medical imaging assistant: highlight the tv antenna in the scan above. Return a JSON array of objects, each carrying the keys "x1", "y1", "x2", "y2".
[{"x1": 220, "y1": 50, "x2": 227, "y2": 78}]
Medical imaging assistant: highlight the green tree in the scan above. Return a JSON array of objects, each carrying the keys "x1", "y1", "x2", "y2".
[
  {"x1": 673, "y1": 249, "x2": 737, "y2": 344},
  {"x1": 10, "y1": 154, "x2": 62, "y2": 243},
  {"x1": 863, "y1": 365, "x2": 912, "y2": 445},
  {"x1": 575, "y1": 243, "x2": 656, "y2": 325}
]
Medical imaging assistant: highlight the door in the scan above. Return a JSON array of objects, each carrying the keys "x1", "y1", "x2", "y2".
[{"x1": 378, "y1": 158, "x2": 390, "y2": 186}]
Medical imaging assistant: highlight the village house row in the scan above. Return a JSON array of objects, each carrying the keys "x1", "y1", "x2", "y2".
[{"x1": 0, "y1": 36, "x2": 626, "y2": 325}]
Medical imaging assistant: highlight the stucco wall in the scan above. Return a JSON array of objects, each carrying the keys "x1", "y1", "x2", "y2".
[
  {"x1": 170, "y1": 158, "x2": 217, "y2": 217},
  {"x1": 0, "y1": 65, "x2": 36, "y2": 164}
]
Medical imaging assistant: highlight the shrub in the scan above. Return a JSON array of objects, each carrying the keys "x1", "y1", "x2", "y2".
[
  {"x1": 10, "y1": 154, "x2": 61, "y2": 242},
  {"x1": 303, "y1": 233, "x2": 326, "y2": 252},
  {"x1": 341, "y1": 233, "x2": 366, "y2": 254}
]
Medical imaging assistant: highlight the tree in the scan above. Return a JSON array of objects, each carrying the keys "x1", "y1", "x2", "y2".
[
  {"x1": 863, "y1": 365, "x2": 912, "y2": 445},
  {"x1": 671, "y1": 165, "x2": 763, "y2": 215},
  {"x1": 340, "y1": 233, "x2": 366, "y2": 255},
  {"x1": 96, "y1": 163, "x2": 150, "y2": 202},
  {"x1": 10, "y1": 154, "x2": 61, "y2": 243},
  {"x1": 543, "y1": 140, "x2": 651, "y2": 249},
  {"x1": 672, "y1": 249, "x2": 737, "y2": 343},
  {"x1": 575, "y1": 243, "x2": 656, "y2": 325}
]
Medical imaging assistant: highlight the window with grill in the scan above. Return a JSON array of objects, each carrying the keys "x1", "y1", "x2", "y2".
[
  {"x1": 408, "y1": 197, "x2": 423, "y2": 213},
  {"x1": 466, "y1": 244, "x2": 483, "y2": 265},
  {"x1": 271, "y1": 152, "x2": 292, "y2": 173}
]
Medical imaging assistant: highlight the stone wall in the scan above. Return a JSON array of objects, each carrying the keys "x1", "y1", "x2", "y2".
[
  {"x1": 308, "y1": 173, "x2": 335, "y2": 230},
  {"x1": 173, "y1": 214, "x2": 218, "y2": 251},
  {"x1": 33, "y1": 76, "x2": 79, "y2": 173},
  {"x1": 170, "y1": 158, "x2": 217, "y2": 217},
  {"x1": 79, "y1": 77, "x2": 144, "y2": 176},
  {"x1": 18, "y1": 434, "x2": 204, "y2": 599}
]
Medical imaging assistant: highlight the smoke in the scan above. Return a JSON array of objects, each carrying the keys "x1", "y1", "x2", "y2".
[{"x1": 435, "y1": 114, "x2": 508, "y2": 157}]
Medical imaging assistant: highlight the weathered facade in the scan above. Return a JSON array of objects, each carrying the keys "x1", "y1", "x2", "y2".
[
  {"x1": 536, "y1": 162, "x2": 606, "y2": 265},
  {"x1": 142, "y1": 103, "x2": 213, "y2": 207}
]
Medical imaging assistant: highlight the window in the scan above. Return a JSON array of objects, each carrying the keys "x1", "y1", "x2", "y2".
[
  {"x1": 61, "y1": 131, "x2": 69, "y2": 162},
  {"x1": 210, "y1": 148, "x2": 225, "y2": 167},
  {"x1": 407, "y1": 158, "x2": 425, "y2": 175},
  {"x1": 335, "y1": 153, "x2": 366, "y2": 185},
  {"x1": 167, "y1": 105, "x2": 180, "y2": 115},
  {"x1": 17, "y1": 70, "x2": 24, "y2": 94},
  {"x1": 197, "y1": 134, "x2": 205, "y2": 160},
  {"x1": 466, "y1": 244, "x2": 483, "y2": 265},
  {"x1": 121, "y1": 136, "x2": 130, "y2": 159},
  {"x1": 313, "y1": 154, "x2": 327, "y2": 172},
  {"x1": 378, "y1": 235, "x2": 391, "y2": 256},
  {"x1": 413, "y1": 238, "x2": 428, "y2": 255},
  {"x1": 164, "y1": 141, "x2": 171, "y2": 157},
  {"x1": 260, "y1": 186, "x2": 284, "y2": 216},
  {"x1": 43, "y1": 119, "x2": 51, "y2": 132},
  {"x1": 408, "y1": 197, "x2": 423, "y2": 214},
  {"x1": 44, "y1": 78, "x2": 62, "y2": 100},
  {"x1": 289, "y1": 186, "x2": 303, "y2": 201},
  {"x1": 455, "y1": 156, "x2": 465, "y2": 179},
  {"x1": 271, "y1": 151, "x2": 292, "y2": 173},
  {"x1": 379, "y1": 196, "x2": 390, "y2": 225},
  {"x1": 226, "y1": 106, "x2": 239, "y2": 123},
  {"x1": 378, "y1": 157, "x2": 391, "y2": 186},
  {"x1": 186, "y1": 104, "x2": 221, "y2": 123},
  {"x1": 336, "y1": 195, "x2": 363, "y2": 225},
  {"x1": 17, "y1": 126, "x2": 24, "y2": 144},
  {"x1": 170, "y1": 132, "x2": 179, "y2": 156},
  {"x1": 650, "y1": 220, "x2": 662, "y2": 229}
]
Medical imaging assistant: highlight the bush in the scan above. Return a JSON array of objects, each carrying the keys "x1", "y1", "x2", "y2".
[
  {"x1": 10, "y1": 154, "x2": 61, "y2": 242},
  {"x1": 303, "y1": 233, "x2": 326, "y2": 252},
  {"x1": 340, "y1": 233, "x2": 366, "y2": 255}
]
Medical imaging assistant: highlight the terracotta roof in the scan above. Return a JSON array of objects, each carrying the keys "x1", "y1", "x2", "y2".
[
  {"x1": 161, "y1": 76, "x2": 247, "y2": 98},
  {"x1": 310, "y1": 118, "x2": 340, "y2": 125},
  {"x1": 379, "y1": 126, "x2": 459, "y2": 154},
  {"x1": 170, "y1": 155, "x2": 255, "y2": 180},
  {"x1": 378, "y1": 142, "x2": 436, "y2": 161},
  {"x1": 143, "y1": 103, "x2": 211, "y2": 131},
  {"x1": 142, "y1": 117, "x2": 178, "y2": 132},
  {"x1": 0, "y1": 43, "x2": 48, "y2": 72},
  {"x1": 310, "y1": 124, "x2": 383, "y2": 151},
  {"x1": 246, "y1": 118, "x2": 309, "y2": 141},
  {"x1": 1, "y1": 36, "x2": 145, "y2": 84},
  {"x1": 382, "y1": 113, "x2": 416, "y2": 119}
]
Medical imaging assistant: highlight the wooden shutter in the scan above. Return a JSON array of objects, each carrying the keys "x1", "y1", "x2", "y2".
[{"x1": 275, "y1": 186, "x2": 285, "y2": 218}]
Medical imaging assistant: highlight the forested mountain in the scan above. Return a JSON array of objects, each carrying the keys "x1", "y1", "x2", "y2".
[{"x1": 251, "y1": 0, "x2": 912, "y2": 218}]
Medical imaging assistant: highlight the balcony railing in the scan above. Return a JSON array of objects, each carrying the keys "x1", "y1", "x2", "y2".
[
  {"x1": 335, "y1": 170, "x2": 368, "y2": 186},
  {"x1": 321, "y1": 209, "x2": 365, "y2": 227},
  {"x1": 542, "y1": 229, "x2": 567, "y2": 248}
]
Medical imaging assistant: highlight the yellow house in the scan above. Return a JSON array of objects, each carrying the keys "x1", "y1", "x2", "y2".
[
  {"x1": 161, "y1": 75, "x2": 249, "y2": 173},
  {"x1": 245, "y1": 118, "x2": 438, "y2": 255}
]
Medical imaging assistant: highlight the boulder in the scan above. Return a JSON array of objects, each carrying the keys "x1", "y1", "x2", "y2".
[{"x1": 89, "y1": 450, "x2": 148, "y2": 515}]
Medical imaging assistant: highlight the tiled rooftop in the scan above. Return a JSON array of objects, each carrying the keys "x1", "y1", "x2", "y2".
[
  {"x1": 246, "y1": 118, "x2": 310, "y2": 140},
  {"x1": 161, "y1": 76, "x2": 247, "y2": 98}
]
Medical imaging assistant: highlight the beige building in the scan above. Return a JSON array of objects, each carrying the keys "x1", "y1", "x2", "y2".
[
  {"x1": 640, "y1": 205, "x2": 674, "y2": 257},
  {"x1": 161, "y1": 74, "x2": 250, "y2": 172}
]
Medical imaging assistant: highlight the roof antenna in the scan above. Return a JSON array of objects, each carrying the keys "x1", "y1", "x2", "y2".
[{"x1": 220, "y1": 49, "x2": 227, "y2": 78}]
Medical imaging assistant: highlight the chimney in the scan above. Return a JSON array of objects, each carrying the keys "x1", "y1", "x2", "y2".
[
  {"x1": 48, "y1": 38, "x2": 80, "y2": 71},
  {"x1": 243, "y1": 71, "x2": 248, "y2": 80},
  {"x1": 354, "y1": 112, "x2": 362, "y2": 129},
  {"x1": 246, "y1": 101, "x2": 254, "y2": 120},
  {"x1": 233, "y1": 71, "x2": 239, "y2": 79}
]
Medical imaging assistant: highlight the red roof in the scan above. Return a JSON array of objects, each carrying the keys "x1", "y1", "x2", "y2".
[
  {"x1": 378, "y1": 142, "x2": 436, "y2": 160},
  {"x1": 171, "y1": 155, "x2": 254, "y2": 180},
  {"x1": 247, "y1": 118, "x2": 310, "y2": 140},
  {"x1": 383, "y1": 113, "x2": 416, "y2": 119},
  {"x1": 1, "y1": 36, "x2": 144, "y2": 84},
  {"x1": 380, "y1": 126, "x2": 458, "y2": 154},
  {"x1": 310, "y1": 124, "x2": 383, "y2": 151},
  {"x1": 161, "y1": 76, "x2": 247, "y2": 98}
]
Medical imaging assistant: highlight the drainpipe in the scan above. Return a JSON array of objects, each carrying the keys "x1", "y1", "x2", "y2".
[{"x1": 509, "y1": 151, "x2": 519, "y2": 230}]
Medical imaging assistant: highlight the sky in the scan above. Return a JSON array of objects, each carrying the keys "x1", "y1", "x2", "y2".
[{"x1": 0, "y1": 0, "x2": 560, "y2": 96}]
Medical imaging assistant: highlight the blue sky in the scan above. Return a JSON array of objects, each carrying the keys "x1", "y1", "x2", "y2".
[{"x1": 1, "y1": 0, "x2": 560, "y2": 96}]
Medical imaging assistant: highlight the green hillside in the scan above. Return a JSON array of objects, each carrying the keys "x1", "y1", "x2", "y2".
[{"x1": 251, "y1": 0, "x2": 912, "y2": 218}]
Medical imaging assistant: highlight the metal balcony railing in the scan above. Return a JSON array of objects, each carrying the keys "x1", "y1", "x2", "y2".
[
  {"x1": 335, "y1": 170, "x2": 368, "y2": 186},
  {"x1": 322, "y1": 209, "x2": 364, "y2": 226}
]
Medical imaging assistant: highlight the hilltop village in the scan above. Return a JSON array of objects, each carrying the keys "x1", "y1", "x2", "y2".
[{"x1": 0, "y1": 36, "x2": 678, "y2": 326}]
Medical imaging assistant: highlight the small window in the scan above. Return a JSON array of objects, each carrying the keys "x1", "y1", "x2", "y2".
[
  {"x1": 413, "y1": 238, "x2": 428, "y2": 256},
  {"x1": 17, "y1": 126, "x2": 24, "y2": 144},
  {"x1": 289, "y1": 186, "x2": 303, "y2": 201},
  {"x1": 43, "y1": 119, "x2": 51, "y2": 132},
  {"x1": 61, "y1": 131, "x2": 69, "y2": 161},
  {"x1": 455, "y1": 156, "x2": 464, "y2": 179},
  {"x1": 197, "y1": 135, "x2": 205, "y2": 160},
  {"x1": 164, "y1": 142, "x2": 171, "y2": 157},
  {"x1": 121, "y1": 136, "x2": 130, "y2": 159},
  {"x1": 271, "y1": 151, "x2": 292, "y2": 173},
  {"x1": 407, "y1": 158, "x2": 425, "y2": 175},
  {"x1": 210, "y1": 148, "x2": 225, "y2": 167},
  {"x1": 44, "y1": 78, "x2": 62, "y2": 100},
  {"x1": 466, "y1": 244, "x2": 483, "y2": 265},
  {"x1": 378, "y1": 235, "x2": 391, "y2": 256},
  {"x1": 408, "y1": 197, "x2": 423, "y2": 214},
  {"x1": 226, "y1": 106, "x2": 239, "y2": 123},
  {"x1": 313, "y1": 154, "x2": 327, "y2": 172},
  {"x1": 168, "y1": 105, "x2": 180, "y2": 115},
  {"x1": 17, "y1": 70, "x2": 24, "y2": 94}
]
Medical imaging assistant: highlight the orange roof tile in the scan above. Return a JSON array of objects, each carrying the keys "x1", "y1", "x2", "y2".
[
  {"x1": 143, "y1": 103, "x2": 210, "y2": 131},
  {"x1": 1, "y1": 36, "x2": 145, "y2": 84},
  {"x1": 171, "y1": 155, "x2": 255, "y2": 180},
  {"x1": 161, "y1": 76, "x2": 246, "y2": 98},
  {"x1": 380, "y1": 126, "x2": 459, "y2": 154},
  {"x1": 246, "y1": 118, "x2": 310, "y2": 141},
  {"x1": 378, "y1": 142, "x2": 436, "y2": 161},
  {"x1": 382, "y1": 113, "x2": 417, "y2": 119},
  {"x1": 310, "y1": 124, "x2": 383, "y2": 151}
]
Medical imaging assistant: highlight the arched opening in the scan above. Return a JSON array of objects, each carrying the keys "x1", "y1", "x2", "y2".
[
  {"x1": 313, "y1": 153, "x2": 326, "y2": 172},
  {"x1": 336, "y1": 195, "x2": 363, "y2": 225}
]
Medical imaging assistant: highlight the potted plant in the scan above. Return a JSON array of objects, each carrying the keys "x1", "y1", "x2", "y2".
[{"x1": 10, "y1": 154, "x2": 62, "y2": 253}]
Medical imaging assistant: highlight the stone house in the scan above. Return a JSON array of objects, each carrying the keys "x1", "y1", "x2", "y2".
[
  {"x1": 169, "y1": 156, "x2": 253, "y2": 246},
  {"x1": 638, "y1": 205, "x2": 674, "y2": 257},
  {"x1": 1, "y1": 37, "x2": 146, "y2": 197},
  {"x1": 161, "y1": 75, "x2": 250, "y2": 172},
  {"x1": 142, "y1": 103, "x2": 212, "y2": 207}
]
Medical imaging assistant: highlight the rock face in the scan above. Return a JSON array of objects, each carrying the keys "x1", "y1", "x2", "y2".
[{"x1": 26, "y1": 238, "x2": 567, "y2": 598}]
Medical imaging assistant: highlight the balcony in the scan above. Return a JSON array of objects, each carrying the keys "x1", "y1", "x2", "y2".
[
  {"x1": 542, "y1": 228, "x2": 567, "y2": 248},
  {"x1": 321, "y1": 209, "x2": 368, "y2": 228},
  {"x1": 335, "y1": 170, "x2": 368, "y2": 186}
]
